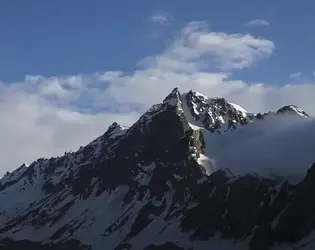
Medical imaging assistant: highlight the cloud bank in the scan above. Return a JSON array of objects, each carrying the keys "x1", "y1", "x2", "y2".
[
  {"x1": 0, "y1": 21, "x2": 314, "y2": 176},
  {"x1": 203, "y1": 114, "x2": 315, "y2": 181}
]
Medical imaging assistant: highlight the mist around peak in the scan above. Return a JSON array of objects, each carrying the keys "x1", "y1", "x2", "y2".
[{"x1": 202, "y1": 113, "x2": 315, "y2": 182}]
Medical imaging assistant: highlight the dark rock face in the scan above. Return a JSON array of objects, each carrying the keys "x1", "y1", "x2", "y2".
[
  {"x1": 144, "y1": 242, "x2": 192, "y2": 250},
  {"x1": 0, "y1": 238, "x2": 90, "y2": 250},
  {"x1": 0, "y1": 88, "x2": 314, "y2": 250},
  {"x1": 272, "y1": 163, "x2": 315, "y2": 243}
]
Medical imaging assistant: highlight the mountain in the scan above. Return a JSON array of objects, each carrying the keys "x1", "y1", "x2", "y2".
[{"x1": 1, "y1": 88, "x2": 315, "y2": 250}]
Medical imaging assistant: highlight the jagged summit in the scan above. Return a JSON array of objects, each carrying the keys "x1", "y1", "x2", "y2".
[
  {"x1": 162, "y1": 87, "x2": 181, "y2": 105},
  {"x1": 159, "y1": 88, "x2": 310, "y2": 133}
]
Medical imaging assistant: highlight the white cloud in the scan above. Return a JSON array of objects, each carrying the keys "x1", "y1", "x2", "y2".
[
  {"x1": 290, "y1": 72, "x2": 302, "y2": 78},
  {"x1": 141, "y1": 21, "x2": 275, "y2": 71},
  {"x1": 245, "y1": 19, "x2": 270, "y2": 27},
  {"x1": 151, "y1": 13, "x2": 171, "y2": 26},
  {"x1": 1, "y1": 21, "x2": 315, "y2": 177},
  {"x1": 0, "y1": 77, "x2": 139, "y2": 176}
]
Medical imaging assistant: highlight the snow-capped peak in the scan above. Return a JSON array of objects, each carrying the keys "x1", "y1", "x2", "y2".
[
  {"x1": 277, "y1": 105, "x2": 309, "y2": 118},
  {"x1": 228, "y1": 102, "x2": 248, "y2": 117}
]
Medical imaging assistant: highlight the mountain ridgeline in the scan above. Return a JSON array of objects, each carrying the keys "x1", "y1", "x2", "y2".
[{"x1": 0, "y1": 88, "x2": 315, "y2": 250}]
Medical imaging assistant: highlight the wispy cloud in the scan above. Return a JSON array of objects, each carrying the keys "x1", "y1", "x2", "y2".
[
  {"x1": 151, "y1": 13, "x2": 171, "y2": 26},
  {"x1": 245, "y1": 19, "x2": 270, "y2": 27},
  {"x1": 290, "y1": 72, "x2": 302, "y2": 78},
  {"x1": 148, "y1": 12, "x2": 172, "y2": 39}
]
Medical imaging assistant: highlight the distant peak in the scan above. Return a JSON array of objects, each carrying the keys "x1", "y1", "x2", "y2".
[{"x1": 277, "y1": 105, "x2": 309, "y2": 118}]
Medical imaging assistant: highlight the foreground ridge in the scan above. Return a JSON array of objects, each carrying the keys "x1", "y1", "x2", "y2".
[{"x1": 0, "y1": 88, "x2": 314, "y2": 250}]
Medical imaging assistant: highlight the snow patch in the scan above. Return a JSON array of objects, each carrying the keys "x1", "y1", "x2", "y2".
[
  {"x1": 197, "y1": 154, "x2": 218, "y2": 176},
  {"x1": 229, "y1": 102, "x2": 248, "y2": 117}
]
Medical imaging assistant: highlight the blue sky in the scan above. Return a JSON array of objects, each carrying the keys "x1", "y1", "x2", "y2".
[
  {"x1": 1, "y1": 0, "x2": 315, "y2": 174},
  {"x1": 1, "y1": 0, "x2": 314, "y2": 83}
]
